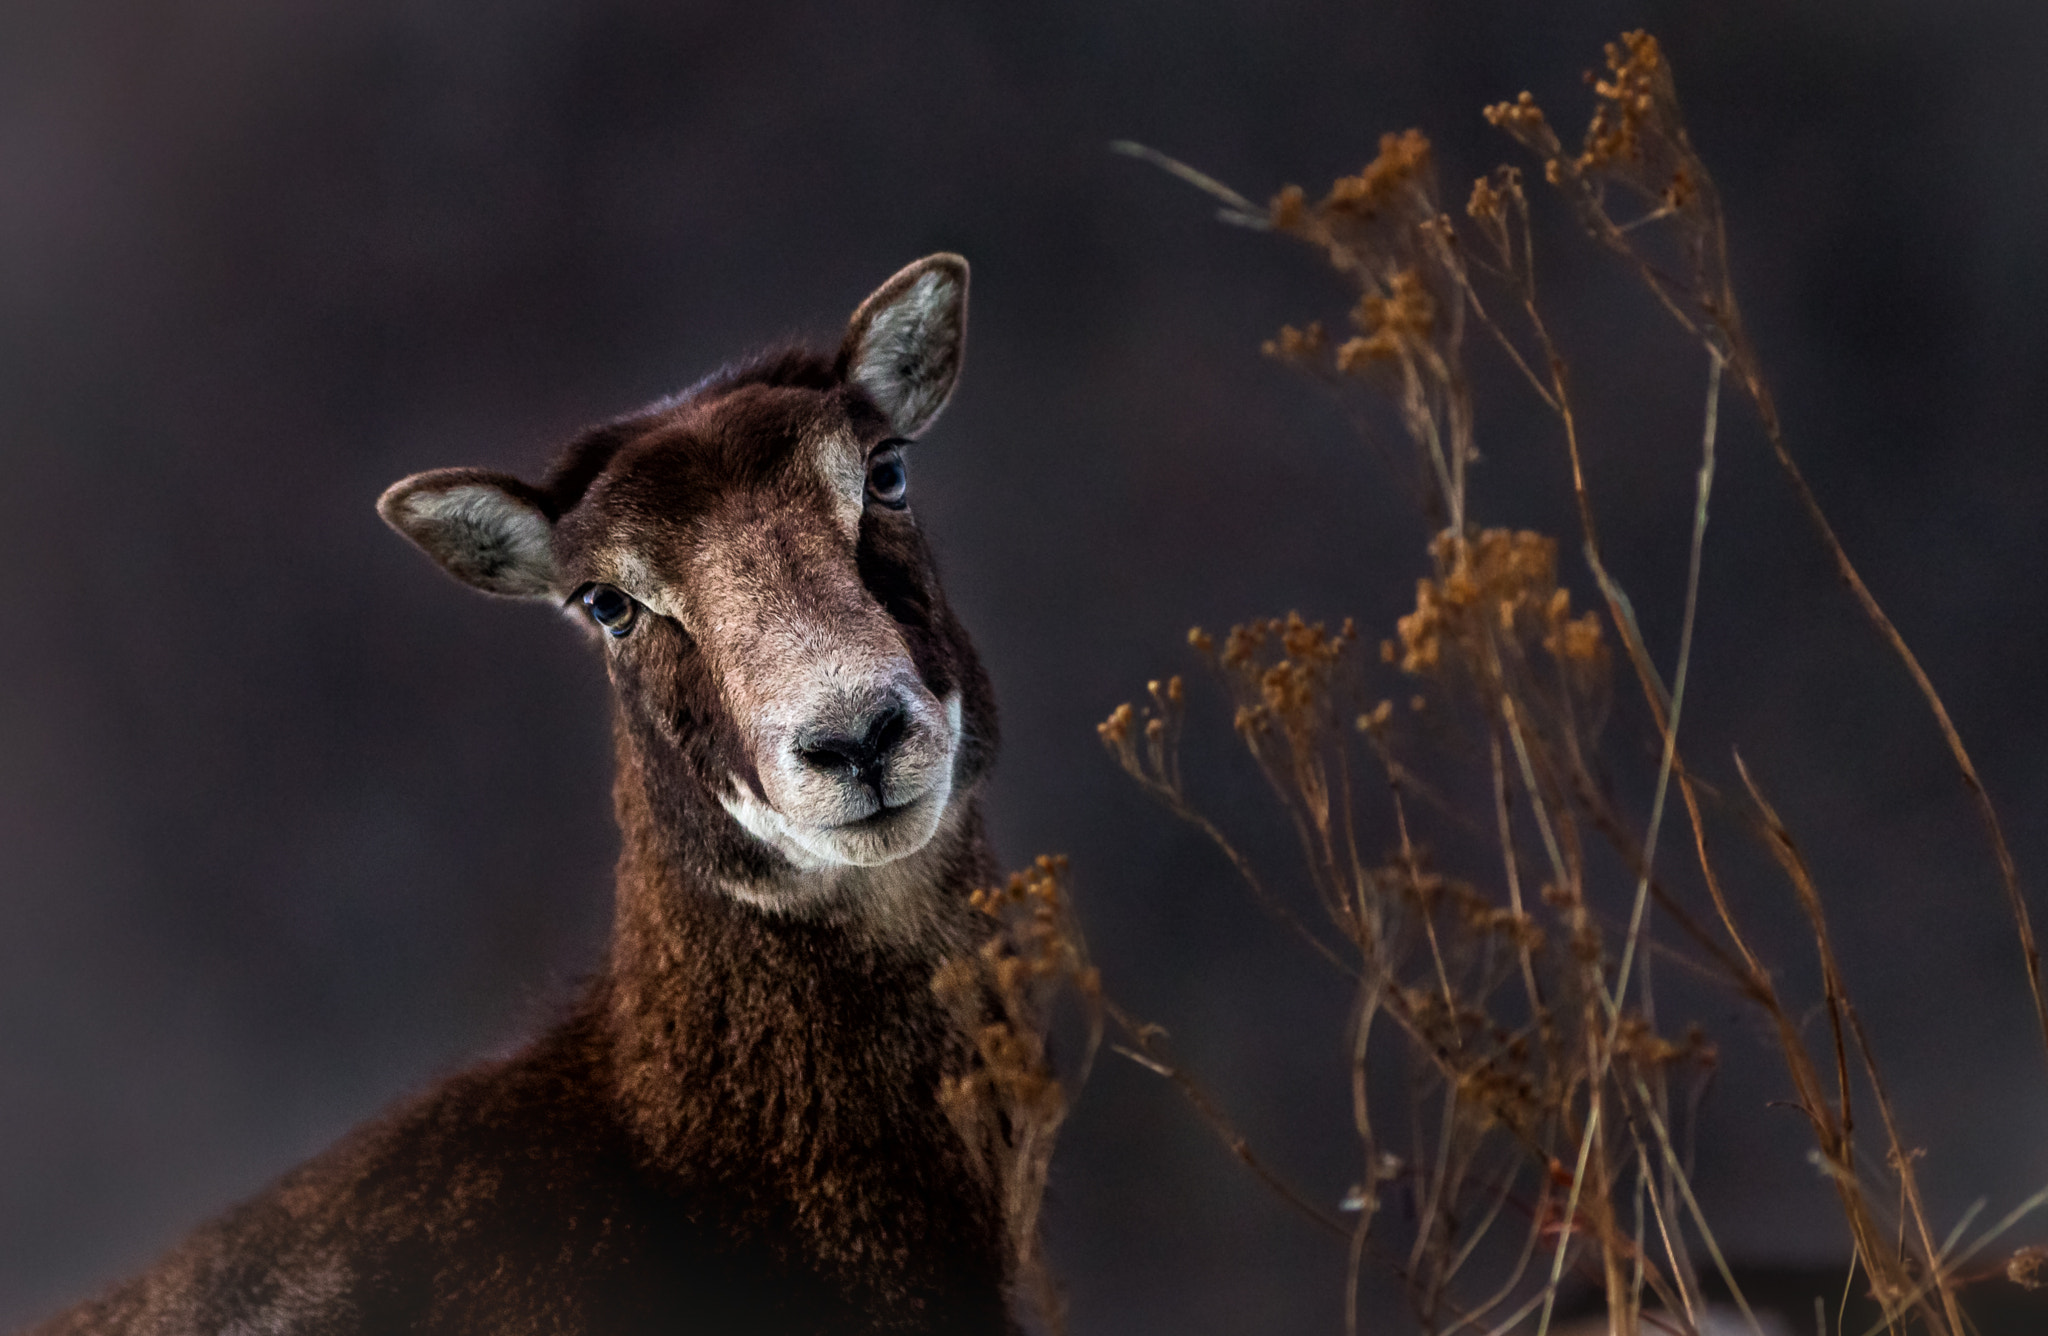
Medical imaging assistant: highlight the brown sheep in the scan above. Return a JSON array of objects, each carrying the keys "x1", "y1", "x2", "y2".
[{"x1": 28, "y1": 254, "x2": 1018, "y2": 1336}]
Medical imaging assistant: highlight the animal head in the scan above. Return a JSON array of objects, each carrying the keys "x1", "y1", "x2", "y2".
[{"x1": 378, "y1": 255, "x2": 994, "y2": 915}]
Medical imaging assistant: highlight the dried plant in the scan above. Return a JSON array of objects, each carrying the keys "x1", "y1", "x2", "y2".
[
  {"x1": 1077, "y1": 31, "x2": 2048, "y2": 1336},
  {"x1": 935, "y1": 855, "x2": 1101, "y2": 1333}
]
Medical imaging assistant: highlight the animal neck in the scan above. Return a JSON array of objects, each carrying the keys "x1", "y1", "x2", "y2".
[
  {"x1": 593, "y1": 753, "x2": 1009, "y2": 1315},
  {"x1": 596, "y1": 732, "x2": 1002, "y2": 1251},
  {"x1": 602, "y1": 825, "x2": 971, "y2": 1165}
]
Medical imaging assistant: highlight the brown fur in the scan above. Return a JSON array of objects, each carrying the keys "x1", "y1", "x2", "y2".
[{"x1": 26, "y1": 257, "x2": 1015, "y2": 1335}]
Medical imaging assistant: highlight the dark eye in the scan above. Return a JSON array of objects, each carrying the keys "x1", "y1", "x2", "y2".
[
  {"x1": 866, "y1": 443, "x2": 908, "y2": 509},
  {"x1": 581, "y1": 583, "x2": 636, "y2": 637}
]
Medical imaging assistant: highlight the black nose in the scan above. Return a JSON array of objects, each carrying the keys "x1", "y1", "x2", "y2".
[{"x1": 796, "y1": 704, "x2": 909, "y2": 793}]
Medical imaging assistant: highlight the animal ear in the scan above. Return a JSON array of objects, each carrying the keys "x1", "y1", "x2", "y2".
[
  {"x1": 837, "y1": 253, "x2": 969, "y2": 438},
  {"x1": 377, "y1": 468, "x2": 560, "y2": 599}
]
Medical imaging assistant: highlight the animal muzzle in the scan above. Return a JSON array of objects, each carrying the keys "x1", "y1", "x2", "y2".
[{"x1": 726, "y1": 666, "x2": 961, "y2": 870}]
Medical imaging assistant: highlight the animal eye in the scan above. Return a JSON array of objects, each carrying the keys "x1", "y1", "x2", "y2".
[
  {"x1": 581, "y1": 583, "x2": 637, "y2": 637},
  {"x1": 865, "y1": 443, "x2": 908, "y2": 509}
]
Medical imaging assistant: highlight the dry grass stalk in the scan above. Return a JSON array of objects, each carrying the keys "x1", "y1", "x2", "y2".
[
  {"x1": 1085, "y1": 29, "x2": 2048, "y2": 1336},
  {"x1": 1483, "y1": 33, "x2": 2047, "y2": 1073}
]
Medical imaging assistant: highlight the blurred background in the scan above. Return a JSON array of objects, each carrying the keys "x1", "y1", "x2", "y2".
[{"x1": 6, "y1": 0, "x2": 2048, "y2": 1330}]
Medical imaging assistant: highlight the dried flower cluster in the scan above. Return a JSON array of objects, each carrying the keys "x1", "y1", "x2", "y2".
[
  {"x1": 933, "y1": 855, "x2": 1100, "y2": 1333},
  {"x1": 1260, "y1": 126, "x2": 1480, "y2": 537},
  {"x1": 1484, "y1": 31, "x2": 1728, "y2": 346},
  {"x1": 1391, "y1": 528, "x2": 1604, "y2": 680}
]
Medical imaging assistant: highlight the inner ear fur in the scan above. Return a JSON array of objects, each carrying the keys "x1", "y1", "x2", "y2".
[
  {"x1": 378, "y1": 468, "x2": 560, "y2": 599},
  {"x1": 836, "y1": 253, "x2": 969, "y2": 438}
]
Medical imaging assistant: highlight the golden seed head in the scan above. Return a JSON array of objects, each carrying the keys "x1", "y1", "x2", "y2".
[
  {"x1": 1222, "y1": 622, "x2": 1268, "y2": 667},
  {"x1": 1324, "y1": 128, "x2": 1434, "y2": 218},
  {"x1": 1269, "y1": 183, "x2": 1307, "y2": 231},
  {"x1": 1466, "y1": 175, "x2": 1505, "y2": 221},
  {"x1": 1483, "y1": 90, "x2": 1548, "y2": 134},
  {"x1": 1263, "y1": 320, "x2": 1327, "y2": 362}
]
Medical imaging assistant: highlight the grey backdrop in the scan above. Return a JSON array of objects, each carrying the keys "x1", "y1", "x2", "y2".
[{"x1": 6, "y1": 1, "x2": 2048, "y2": 1331}]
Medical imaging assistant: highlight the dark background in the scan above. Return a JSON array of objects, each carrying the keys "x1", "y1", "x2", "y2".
[{"x1": 6, "y1": 1, "x2": 2048, "y2": 1331}]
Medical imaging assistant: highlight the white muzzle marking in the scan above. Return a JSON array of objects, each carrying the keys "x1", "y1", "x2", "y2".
[{"x1": 721, "y1": 690, "x2": 962, "y2": 871}]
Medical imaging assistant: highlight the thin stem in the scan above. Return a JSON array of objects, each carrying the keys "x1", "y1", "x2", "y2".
[{"x1": 1606, "y1": 348, "x2": 1720, "y2": 1049}]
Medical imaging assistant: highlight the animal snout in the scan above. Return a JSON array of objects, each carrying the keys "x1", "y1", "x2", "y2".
[{"x1": 794, "y1": 701, "x2": 910, "y2": 795}]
